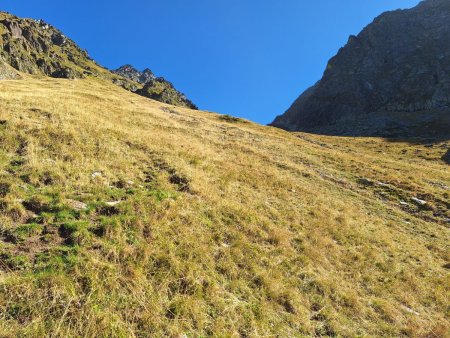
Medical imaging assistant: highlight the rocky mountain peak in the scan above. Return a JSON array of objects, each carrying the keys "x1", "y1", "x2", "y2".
[
  {"x1": 113, "y1": 64, "x2": 155, "y2": 85},
  {"x1": 271, "y1": 0, "x2": 450, "y2": 137},
  {"x1": 113, "y1": 65, "x2": 197, "y2": 110}
]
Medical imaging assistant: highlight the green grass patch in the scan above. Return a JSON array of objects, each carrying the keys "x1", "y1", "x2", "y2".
[
  {"x1": 59, "y1": 221, "x2": 91, "y2": 246},
  {"x1": 34, "y1": 246, "x2": 80, "y2": 273}
]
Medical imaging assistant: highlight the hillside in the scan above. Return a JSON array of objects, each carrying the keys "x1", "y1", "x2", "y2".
[
  {"x1": 0, "y1": 12, "x2": 195, "y2": 109},
  {"x1": 0, "y1": 73, "x2": 448, "y2": 337},
  {"x1": 271, "y1": 0, "x2": 450, "y2": 137}
]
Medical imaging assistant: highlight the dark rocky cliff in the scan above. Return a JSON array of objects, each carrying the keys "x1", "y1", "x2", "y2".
[{"x1": 271, "y1": 0, "x2": 450, "y2": 137}]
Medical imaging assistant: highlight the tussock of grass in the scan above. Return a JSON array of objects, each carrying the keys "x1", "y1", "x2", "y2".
[
  {"x1": 0, "y1": 76, "x2": 448, "y2": 337},
  {"x1": 218, "y1": 114, "x2": 247, "y2": 123}
]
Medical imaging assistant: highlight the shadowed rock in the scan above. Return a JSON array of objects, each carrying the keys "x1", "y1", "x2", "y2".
[
  {"x1": 271, "y1": 0, "x2": 450, "y2": 138},
  {"x1": 442, "y1": 149, "x2": 450, "y2": 164}
]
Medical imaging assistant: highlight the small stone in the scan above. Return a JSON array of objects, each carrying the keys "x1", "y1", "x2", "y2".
[
  {"x1": 411, "y1": 197, "x2": 427, "y2": 206},
  {"x1": 66, "y1": 199, "x2": 88, "y2": 211},
  {"x1": 105, "y1": 201, "x2": 121, "y2": 207},
  {"x1": 26, "y1": 211, "x2": 38, "y2": 220},
  {"x1": 400, "y1": 201, "x2": 409, "y2": 206},
  {"x1": 92, "y1": 172, "x2": 102, "y2": 179},
  {"x1": 401, "y1": 305, "x2": 420, "y2": 316},
  {"x1": 357, "y1": 178, "x2": 374, "y2": 186}
]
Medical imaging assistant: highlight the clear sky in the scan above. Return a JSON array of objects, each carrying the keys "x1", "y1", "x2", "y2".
[{"x1": 2, "y1": 0, "x2": 420, "y2": 124}]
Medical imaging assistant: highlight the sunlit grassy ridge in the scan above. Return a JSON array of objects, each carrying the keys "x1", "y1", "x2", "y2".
[{"x1": 0, "y1": 75, "x2": 448, "y2": 337}]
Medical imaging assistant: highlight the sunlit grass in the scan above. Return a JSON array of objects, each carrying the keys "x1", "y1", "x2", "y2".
[{"x1": 0, "y1": 75, "x2": 448, "y2": 337}]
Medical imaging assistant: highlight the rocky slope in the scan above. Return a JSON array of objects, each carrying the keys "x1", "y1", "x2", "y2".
[
  {"x1": 271, "y1": 0, "x2": 450, "y2": 137},
  {"x1": 0, "y1": 12, "x2": 195, "y2": 108},
  {"x1": 113, "y1": 64, "x2": 155, "y2": 85},
  {"x1": 0, "y1": 12, "x2": 125, "y2": 83},
  {"x1": 113, "y1": 65, "x2": 198, "y2": 109}
]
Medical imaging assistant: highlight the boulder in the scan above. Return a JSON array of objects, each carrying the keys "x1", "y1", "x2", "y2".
[{"x1": 442, "y1": 149, "x2": 450, "y2": 164}]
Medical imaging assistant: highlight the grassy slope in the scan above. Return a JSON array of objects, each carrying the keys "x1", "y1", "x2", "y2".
[{"x1": 0, "y1": 76, "x2": 448, "y2": 337}]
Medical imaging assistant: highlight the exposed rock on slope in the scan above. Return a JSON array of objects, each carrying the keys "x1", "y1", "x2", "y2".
[
  {"x1": 0, "y1": 12, "x2": 196, "y2": 108},
  {"x1": 113, "y1": 64, "x2": 155, "y2": 85},
  {"x1": 113, "y1": 65, "x2": 198, "y2": 109},
  {"x1": 272, "y1": 0, "x2": 450, "y2": 137},
  {"x1": 0, "y1": 61, "x2": 21, "y2": 80},
  {"x1": 442, "y1": 148, "x2": 450, "y2": 164},
  {"x1": 136, "y1": 77, "x2": 198, "y2": 109},
  {"x1": 0, "y1": 12, "x2": 119, "y2": 82}
]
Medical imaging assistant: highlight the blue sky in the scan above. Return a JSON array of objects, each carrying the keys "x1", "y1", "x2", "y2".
[{"x1": 2, "y1": 0, "x2": 420, "y2": 124}]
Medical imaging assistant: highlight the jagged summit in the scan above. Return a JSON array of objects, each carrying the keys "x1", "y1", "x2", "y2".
[
  {"x1": 113, "y1": 65, "x2": 155, "y2": 85},
  {"x1": 113, "y1": 64, "x2": 198, "y2": 109},
  {"x1": 0, "y1": 11, "x2": 196, "y2": 109},
  {"x1": 271, "y1": 0, "x2": 450, "y2": 137}
]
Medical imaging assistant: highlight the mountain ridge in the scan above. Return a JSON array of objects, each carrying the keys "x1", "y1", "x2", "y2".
[{"x1": 0, "y1": 11, "x2": 196, "y2": 109}]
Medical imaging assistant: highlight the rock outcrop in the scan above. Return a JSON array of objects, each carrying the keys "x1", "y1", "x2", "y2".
[
  {"x1": 136, "y1": 77, "x2": 198, "y2": 109},
  {"x1": 0, "y1": 13, "x2": 98, "y2": 80},
  {"x1": 271, "y1": 0, "x2": 450, "y2": 137},
  {"x1": 113, "y1": 65, "x2": 155, "y2": 85},
  {"x1": 0, "y1": 61, "x2": 21, "y2": 80},
  {"x1": 113, "y1": 65, "x2": 197, "y2": 109}
]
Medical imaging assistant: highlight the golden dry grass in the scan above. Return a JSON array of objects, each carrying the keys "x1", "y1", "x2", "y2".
[{"x1": 0, "y1": 75, "x2": 448, "y2": 337}]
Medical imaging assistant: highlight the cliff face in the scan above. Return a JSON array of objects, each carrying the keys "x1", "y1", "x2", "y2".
[{"x1": 271, "y1": 0, "x2": 450, "y2": 137}]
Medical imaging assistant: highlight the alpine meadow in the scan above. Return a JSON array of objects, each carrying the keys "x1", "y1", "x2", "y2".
[{"x1": 0, "y1": 1, "x2": 449, "y2": 337}]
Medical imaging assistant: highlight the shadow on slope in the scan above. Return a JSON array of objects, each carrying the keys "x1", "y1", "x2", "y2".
[{"x1": 282, "y1": 110, "x2": 450, "y2": 145}]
